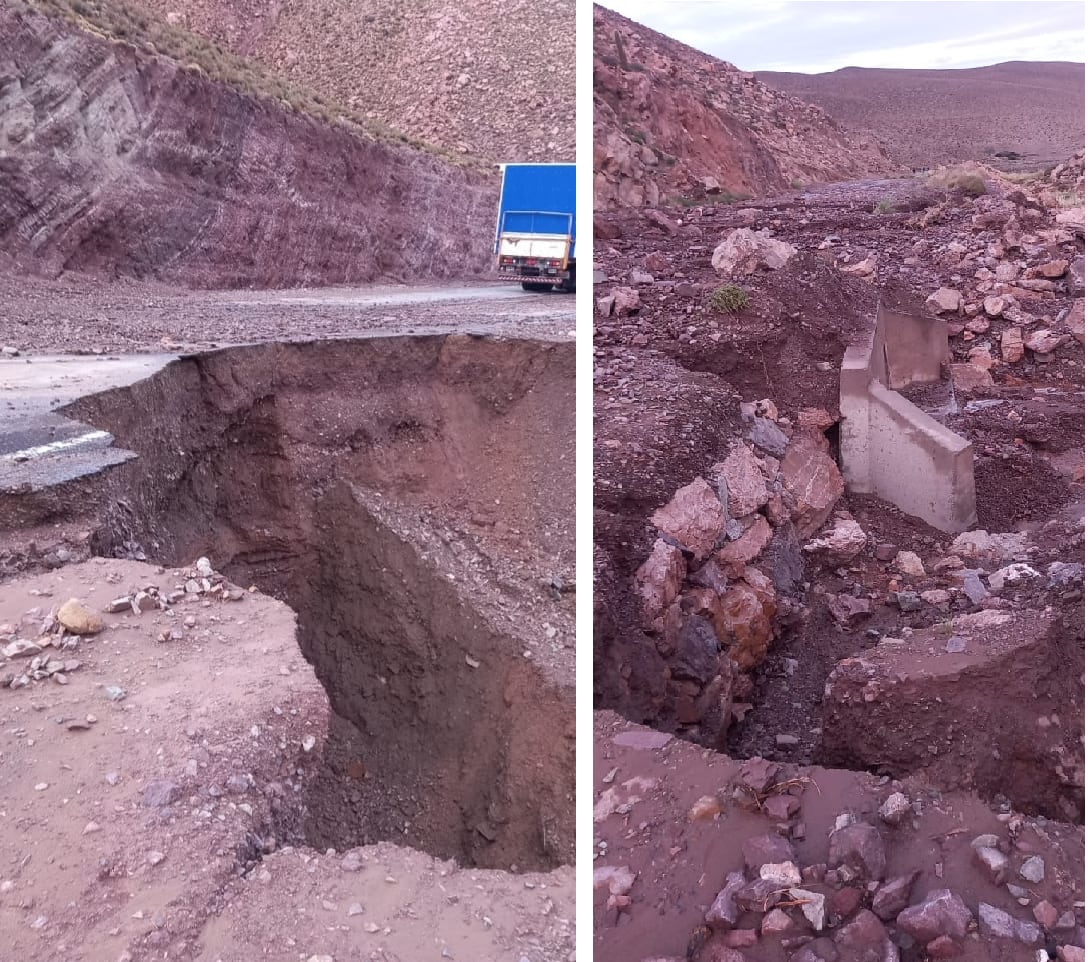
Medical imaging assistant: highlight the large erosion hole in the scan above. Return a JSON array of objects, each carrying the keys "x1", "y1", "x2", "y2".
[{"x1": 65, "y1": 334, "x2": 575, "y2": 871}]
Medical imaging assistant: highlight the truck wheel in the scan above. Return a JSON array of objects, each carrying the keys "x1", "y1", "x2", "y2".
[
  {"x1": 558, "y1": 267, "x2": 576, "y2": 293},
  {"x1": 521, "y1": 282, "x2": 553, "y2": 292}
]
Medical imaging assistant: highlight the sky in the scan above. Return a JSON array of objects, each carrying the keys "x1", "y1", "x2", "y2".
[{"x1": 600, "y1": 1, "x2": 1086, "y2": 74}]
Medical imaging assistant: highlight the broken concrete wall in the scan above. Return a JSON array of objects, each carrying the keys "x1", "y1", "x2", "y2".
[
  {"x1": 840, "y1": 301, "x2": 977, "y2": 533},
  {"x1": 869, "y1": 301, "x2": 950, "y2": 389}
]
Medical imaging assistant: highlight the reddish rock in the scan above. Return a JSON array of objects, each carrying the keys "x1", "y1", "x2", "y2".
[
  {"x1": 634, "y1": 539, "x2": 687, "y2": 626},
  {"x1": 1058, "y1": 947, "x2": 1086, "y2": 962},
  {"x1": 736, "y1": 757, "x2": 780, "y2": 795},
  {"x1": 828, "y1": 822, "x2": 886, "y2": 881},
  {"x1": 797, "y1": 407, "x2": 836, "y2": 431},
  {"x1": 926, "y1": 935, "x2": 964, "y2": 958},
  {"x1": 644, "y1": 251, "x2": 670, "y2": 273},
  {"x1": 926, "y1": 286, "x2": 963, "y2": 314},
  {"x1": 713, "y1": 445, "x2": 770, "y2": 519},
  {"x1": 1034, "y1": 900, "x2": 1059, "y2": 930},
  {"x1": 716, "y1": 516, "x2": 773, "y2": 573},
  {"x1": 720, "y1": 582, "x2": 773, "y2": 668},
  {"x1": 1000, "y1": 326, "x2": 1025, "y2": 363},
  {"x1": 763, "y1": 793, "x2": 800, "y2": 820},
  {"x1": 1065, "y1": 298, "x2": 1084, "y2": 344},
  {"x1": 780, "y1": 430, "x2": 844, "y2": 539},
  {"x1": 829, "y1": 886, "x2": 864, "y2": 918},
  {"x1": 896, "y1": 889, "x2": 972, "y2": 943},
  {"x1": 762, "y1": 908, "x2": 795, "y2": 934},
  {"x1": 1037, "y1": 258, "x2": 1069, "y2": 278},
  {"x1": 1024, "y1": 328, "x2": 1064, "y2": 355},
  {"x1": 951, "y1": 363, "x2": 994, "y2": 392},
  {"x1": 651, "y1": 477, "x2": 725, "y2": 562}
]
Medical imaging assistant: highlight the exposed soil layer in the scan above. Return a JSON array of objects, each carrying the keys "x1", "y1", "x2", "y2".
[{"x1": 61, "y1": 334, "x2": 576, "y2": 871}]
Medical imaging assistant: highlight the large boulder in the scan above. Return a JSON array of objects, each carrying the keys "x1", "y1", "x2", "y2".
[
  {"x1": 780, "y1": 431, "x2": 844, "y2": 539},
  {"x1": 634, "y1": 539, "x2": 687, "y2": 626},
  {"x1": 650, "y1": 478, "x2": 725, "y2": 562},
  {"x1": 711, "y1": 228, "x2": 797, "y2": 276}
]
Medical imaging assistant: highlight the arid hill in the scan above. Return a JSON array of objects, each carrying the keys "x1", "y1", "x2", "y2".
[
  {"x1": 593, "y1": 4, "x2": 897, "y2": 209},
  {"x1": 759, "y1": 61, "x2": 1085, "y2": 171},
  {"x1": 117, "y1": 0, "x2": 575, "y2": 163}
]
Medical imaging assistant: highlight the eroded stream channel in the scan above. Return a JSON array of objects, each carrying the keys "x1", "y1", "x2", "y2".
[{"x1": 64, "y1": 333, "x2": 576, "y2": 871}]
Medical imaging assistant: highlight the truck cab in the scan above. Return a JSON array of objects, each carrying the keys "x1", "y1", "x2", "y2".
[{"x1": 494, "y1": 163, "x2": 576, "y2": 293}]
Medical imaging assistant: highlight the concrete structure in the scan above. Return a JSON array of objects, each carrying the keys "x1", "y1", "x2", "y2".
[{"x1": 839, "y1": 301, "x2": 977, "y2": 533}]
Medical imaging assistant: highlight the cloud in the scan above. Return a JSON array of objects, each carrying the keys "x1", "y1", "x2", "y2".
[{"x1": 600, "y1": 0, "x2": 1086, "y2": 72}]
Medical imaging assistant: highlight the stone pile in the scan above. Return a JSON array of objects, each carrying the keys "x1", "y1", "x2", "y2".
[{"x1": 634, "y1": 403, "x2": 843, "y2": 736}]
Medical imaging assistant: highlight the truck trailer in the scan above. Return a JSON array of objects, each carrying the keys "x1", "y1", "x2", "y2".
[{"x1": 494, "y1": 162, "x2": 576, "y2": 293}]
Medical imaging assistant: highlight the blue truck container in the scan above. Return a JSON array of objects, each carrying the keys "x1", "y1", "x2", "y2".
[{"x1": 494, "y1": 163, "x2": 576, "y2": 292}]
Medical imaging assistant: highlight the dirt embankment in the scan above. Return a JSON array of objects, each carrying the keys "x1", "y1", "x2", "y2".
[
  {"x1": 592, "y1": 4, "x2": 897, "y2": 209},
  {"x1": 0, "y1": 1, "x2": 497, "y2": 288},
  {"x1": 758, "y1": 62, "x2": 1086, "y2": 172}
]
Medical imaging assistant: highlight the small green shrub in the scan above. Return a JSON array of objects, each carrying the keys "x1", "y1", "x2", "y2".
[
  {"x1": 873, "y1": 200, "x2": 895, "y2": 214},
  {"x1": 709, "y1": 285, "x2": 749, "y2": 313},
  {"x1": 790, "y1": 178, "x2": 804, "y2": 190}
]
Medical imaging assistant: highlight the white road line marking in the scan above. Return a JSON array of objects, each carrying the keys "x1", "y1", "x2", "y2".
[{"x1": 3, "y1": 430, "x2": 112, "y2": 462}]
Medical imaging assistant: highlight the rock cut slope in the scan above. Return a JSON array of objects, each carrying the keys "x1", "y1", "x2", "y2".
[
  {"x1": 593, "y1": 4, "x2": 897, "y2": 209},
  {"x1": 0, "y1": 0, "x2": 497, "y2": 288}
]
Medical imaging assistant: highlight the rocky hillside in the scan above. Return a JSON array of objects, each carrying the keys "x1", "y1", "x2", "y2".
[
  {"x1": 593, "y1": 4, "x2": 897, "y2": 210},
  {"x1": 0, "y1": 0, "x2": 497, "y2": 288},
  {"x1": 121, "y1": 0, "x2": 574, "y2": 163},
  {"x1": 759, "y1": 62, "x2": 1086, "y2": 172}
]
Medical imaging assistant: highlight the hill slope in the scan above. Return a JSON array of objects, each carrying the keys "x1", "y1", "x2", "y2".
[
  {"x1": 758, "y1": 61, "x2": 1085, "y2": 170},
  {"x1": 123, "y1": 0, "x2": 575, "y2": 163},
  {"x1": 593, "y1": 4, "x2": 897, "y2": 209}
]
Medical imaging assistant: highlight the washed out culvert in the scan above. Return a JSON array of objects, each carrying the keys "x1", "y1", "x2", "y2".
[{"x1": 63, "y1": 333, "x2": 576, "y2": 872}]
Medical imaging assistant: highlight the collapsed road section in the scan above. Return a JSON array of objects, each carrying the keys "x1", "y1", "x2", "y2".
[{"x1": 0, "y1": 332, "x2": 575, "y2": 961}]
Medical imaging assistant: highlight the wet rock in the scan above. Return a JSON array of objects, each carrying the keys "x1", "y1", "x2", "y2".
[
  {"x1": 805, "y1": 517, "x2": 866, "y2": 564},
  {"x1": 978, "y1": 902, "x2": 1043, "y2": 945},
  {"x1": 790, "y1": 887, "x2": 827, "y2": 932},
  {"x1": 896, "y1": 889, "x2": 972, "y2": 943},
  {"x1": 926, "y1": 287, "x2": 963, "y2": 314},
  {"x1": 57, "y1": 599, "x2": 103, "y2": 635},
  {"x1": 834, "y1": 909, "x2": 895, "y2": 958},
  {"x1": 671, "y1": 617, "x2": 719, "y2": 684},
  {"x1": 878, "y1": 792, "x2": 911, "y2": 826},
  {"x1": 743, "y1": 833, "x2": 797, "y2": 873},
  {"x1": 780, "y1": 430, "x2": 844, "y2": 539},
  {"x1": 706, "y1": 871, "x2": 747, "y2": 929},
  {"x1": 828, "y1": 823, "x2": 886, "y2": 881},
  {"x1": 872, "y1": 873, "x2": 919, "y2": 921},
  {"x1": 735, "y1": 878, "x2": 784, "y2": 913},
  {"x1": 712, "y1": 228, "x2": 798, "y2": 276},
  {"x1": 635, "y1": 539, "x2": 687, "y2": 625},
  {"x1": 651, "y1": 478, "x2": 725, "y2": 562},
  {"x1": 736, "y1": 757, "x2": 780, "y2": 795},
  {"x1": 714, "y1": 445, "x2": 770, "y2": 518}
]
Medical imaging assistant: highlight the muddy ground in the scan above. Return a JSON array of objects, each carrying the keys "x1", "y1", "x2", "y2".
[
  {"x1": 593, "y1": 174, "x2": 1084, "y2": 961},
  {"x1": 0, "y1": 279, "x2": 576, "y2": 961}
]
